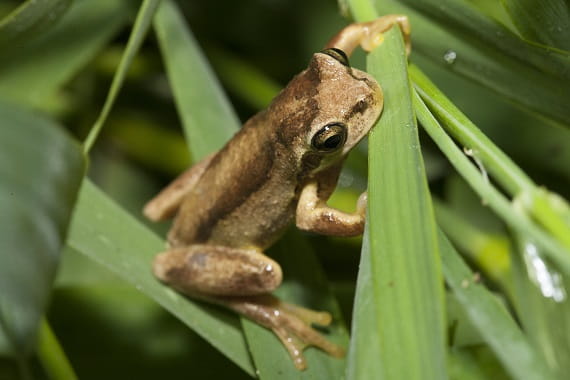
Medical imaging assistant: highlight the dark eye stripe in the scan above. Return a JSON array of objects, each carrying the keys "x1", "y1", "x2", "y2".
[{"x1": 320, "y1": 48, "x2": 350, "y2": 67}]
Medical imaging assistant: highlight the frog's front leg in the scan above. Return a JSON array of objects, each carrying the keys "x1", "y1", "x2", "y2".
[
  {"x1": 296, "y1": 180, "x2": 367, "y2": 237},
  {"x1": 153, "y1": 245, "x2": 344, "y2": 370},
  {"x1": 325, "y1": 14, "x2": 411, "y2": 56}
]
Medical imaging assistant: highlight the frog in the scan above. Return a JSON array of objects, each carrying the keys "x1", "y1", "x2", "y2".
[{"x1": 144, "y1": 15, "x2": 410, "y2": 370}]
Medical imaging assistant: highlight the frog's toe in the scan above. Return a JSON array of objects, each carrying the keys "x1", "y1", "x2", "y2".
[{"x1": 225, "y1": 295, "x2": 344, "y2": 370}]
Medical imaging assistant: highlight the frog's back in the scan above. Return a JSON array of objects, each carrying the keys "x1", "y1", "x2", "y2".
[{"x1": 168, "y1": 113, "x2": 298, "y2": 250}]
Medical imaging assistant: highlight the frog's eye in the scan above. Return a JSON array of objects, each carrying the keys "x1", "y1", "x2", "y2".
[
  {"x1": 320, "y1": 48, "x2": 350, "y2": 67},
  {"x1": 312, "y1": 123, "x2": 347, "y2": 152}
]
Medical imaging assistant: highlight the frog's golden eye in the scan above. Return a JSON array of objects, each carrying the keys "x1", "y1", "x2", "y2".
[
  {"x1": 320, "y1": 48, "x2": 350, "y2": 67},
  {"x1": 312, "y1": 123, "x2": 347, "y2": 152}
]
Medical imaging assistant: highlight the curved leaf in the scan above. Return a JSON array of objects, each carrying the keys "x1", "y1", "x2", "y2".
[
  {"x1": 502, "y1": 0, "x2": 570, "y2": 50},
  {"x1": 0, "y1": 0, "x2": 72, "y2": 48},
  {"x1": 0, "y1": 101, "x2": 84, "y2": 356},
  {"x1": 374, "y1": 0, "x2": 570, "y2": 127},
  {"x1": 0, "y1": 0, "x2": 132, "y2": 107}
]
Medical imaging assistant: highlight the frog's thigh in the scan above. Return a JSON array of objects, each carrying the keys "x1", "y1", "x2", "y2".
[
  {"x1": 144, "y1": 153, "x2": 215, "y2": 221},
  {"x1": 153, "y1": 245, "x2": 282, "y2": 297}
]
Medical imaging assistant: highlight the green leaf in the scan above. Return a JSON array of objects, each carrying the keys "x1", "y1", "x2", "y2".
[
  {"x1": 66, "y1": 179, "x2": 255, "y2": 375},
  {"x1": 511, "y1": 237, "x2": 570, "y2": 378},
  {"x1": 0, "y1": 101, "x2": 84, "y2": 356},
  {"x1": 0, "y1": 0, "x2": 72, "y2": 48},
  {"x1": 346, "y1": 227, "x2": 382, "y2": 379},
  {"x1": 0, "y1": 0, "x2": 131, "y2": 107},
  {"x1": 439, "y1": 231, "x2": 556, "y2": 380},
  {"x1": 84, "y1": 0, "x2": 162, "y2": 152},
  {"x1": 241, "y1": 232, "x2": 349, "y2": 379},
  {"x1": 363, "y1": 27, "x2": 447, "y2": 380},
  {"x1": 375, "y1": 0, "x2": 570, "y2": 126},
  {"x1": 154, "y1": 0, "x2": 239, "y2": 160},
  {"x1": 414, "y1": 91, "x2": 570, "y2": 276},
  {"x1": 501, "y1": 0, "x2": 570, "y2": 50}
]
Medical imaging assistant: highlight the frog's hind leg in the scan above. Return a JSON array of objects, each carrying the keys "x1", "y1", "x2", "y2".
[
  {"x1": 222, "y1": 294, "x2": 345, "y2": 370},
  {"x1": 143, "y1": 153, "x2": 215, "y2": 221},
  {"x1": 153, "y1": 244, "x2": 283, "y2": 296},
  {"x1": 153, "y1": 245, "x2": 344, "y2": 370}
]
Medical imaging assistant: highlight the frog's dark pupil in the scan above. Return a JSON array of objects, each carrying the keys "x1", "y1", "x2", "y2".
[
  {"x1": 324, "y1": 134, "x2": 341, "y2": 149},
  {"x1": 320, "y1": 48, "x2": 350, "y2": 67}
]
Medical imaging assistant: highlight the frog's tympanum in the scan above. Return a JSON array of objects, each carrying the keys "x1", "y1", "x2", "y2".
[{"x1": 144, "y1": 15, "x2": 410, "y2": 370}]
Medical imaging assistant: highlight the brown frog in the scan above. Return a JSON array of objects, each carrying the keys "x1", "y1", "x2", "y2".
[{"x1": 144, "y1": 15, "x2": 410, "y2": 370}]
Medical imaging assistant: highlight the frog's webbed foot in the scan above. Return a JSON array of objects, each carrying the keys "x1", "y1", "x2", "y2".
[
  {"x1": 222, "y1": 294, "x2": 345, "y2": 370},
  {"x1": 326, "y1": 14, "x2": 411, "y2": 56}
]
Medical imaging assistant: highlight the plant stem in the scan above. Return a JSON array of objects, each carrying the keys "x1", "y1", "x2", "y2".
[
  {"x1": 414, "y1": 91, "x2": 570, "y2": 276},
  {"x1": 37, "y1": 318, "x2": 78, "y2": 380},
  {"x1": 411, "y1": 64, "x2": 570, "y2": 251}
]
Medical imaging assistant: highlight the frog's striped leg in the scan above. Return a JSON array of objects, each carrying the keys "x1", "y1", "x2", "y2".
[{"x1": 144, "y1": 153, "x2": 215, "y2": 221}]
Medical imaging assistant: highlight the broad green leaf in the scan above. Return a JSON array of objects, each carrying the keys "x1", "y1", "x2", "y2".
[
  {"x1": 346, "y1": 227, "x2": 382, "y2": 380},
  {"x1": 501, "y1": 0, "x2": 570, "y2": 50},
  {"x1": 400, "y1": 0, "x2": 570, "y2": 79},
  {"x1": 365, "y1": 27, "x2": 447, "y2": 380},
  {"x1": 84, "y1": 0, "x2": 162, "y2": 152},
  {"x1": 66, "y1": 179, "x2": 255, "y2": 375},
  {"x1": 0, "y1": 0, "x2": 72, "y2": 48},
  {"x1": 439, "y1": 232, "x2": 556, "y2": 380},
  {"x1": 0, "y1": 0, "x2": 131, "y2": 108},
  {"x1": 0, "y1": 101, "x2": 84, "y2": 356},
  {"x1": 374, "y1": 0, "x2": 570, "y2": 127},
  {"x1": 242, "y1": 232, "x2": 349, "y2": 379},
  {"x1": 154, "y1": 0, "x2": 238, "y2": 160}
]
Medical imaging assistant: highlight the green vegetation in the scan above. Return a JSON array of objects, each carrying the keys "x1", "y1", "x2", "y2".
[{"x1": 1, "y1": 0, "x2": 568, "y2": 378}]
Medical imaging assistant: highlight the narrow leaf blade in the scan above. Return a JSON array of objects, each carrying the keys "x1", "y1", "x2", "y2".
[
  {"x1": 66, "y1": 179, "x2": 255, "y2": 375},
  {"x1": 366, "y1": 27, "x2": 447, "y2": 380}
]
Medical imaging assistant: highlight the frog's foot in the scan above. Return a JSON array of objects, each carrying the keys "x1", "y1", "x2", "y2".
[
  {"x1": 326, "y1": 14, "x2": 411, "y2": 56},
  {"x1": 222, "y1": 294, "x2": 345, "y2": 370}
]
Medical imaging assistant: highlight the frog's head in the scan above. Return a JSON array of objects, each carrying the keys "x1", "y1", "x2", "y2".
[{"x1": 269, "y1": 48, "x2": 383, "y2": 174}]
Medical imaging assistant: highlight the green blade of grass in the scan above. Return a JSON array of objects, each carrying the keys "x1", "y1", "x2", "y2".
[
  {"x1": 0, "y1": 0, "x2": 72, "y2": 48},
  {"x1": 501, "y1": 0, "x2": 570, "y2": 50},
  {"x1": 83, "y1": 0, "x2": 162, "y2": 153},
  {"x1": 511, "y1": 236, "x2": 570, "y2": 378},
  {"x1": 0, "y1": 0, "x2": 131, "y2": 108},
  {"x1": 413, "y1": 92, "x2": 570, "y2": 275},
  {"x1": 351, "y1": 23, "x2": 447, "y2": 379},
  {"x1": 0, "y1": 101, "x2": 84, "y2": 356},
  {"x1": 66, "y1": 179, "x2": 255, "y2": 375},
  {"x1": 154, "y1": 0, "x2": 238, "y2": 160},
  {"x1": 439, "y1": 231, "x2": 556, "y2": 380},
  {"x1": 345, "y1": 227, "x2": 382, "y2": 379},
  {"x1": 411, "y1": 65, "x2": 570, "y2": 250}
]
